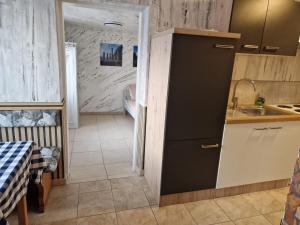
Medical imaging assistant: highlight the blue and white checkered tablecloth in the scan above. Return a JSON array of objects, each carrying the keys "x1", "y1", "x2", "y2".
[{"x1": 0, "y1": 141, "x2": 34, "y2": 224}]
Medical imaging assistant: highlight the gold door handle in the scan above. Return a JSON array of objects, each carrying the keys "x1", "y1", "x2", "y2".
[
  {"x1": 264, "y1": 46, "x2": 280, "y2": 52},
  {"x1": 214, "y1": 44, "x2": 235, "y2": 49},
  {"x1": 242, "y1": 44, "x2": 259, "y2": 49},
  {"x1": 269, "y1": 127, "x2": 283, "y2": 130},
  {"x1": 201, "y1": 144, "x2": 220, "y2": 149}
]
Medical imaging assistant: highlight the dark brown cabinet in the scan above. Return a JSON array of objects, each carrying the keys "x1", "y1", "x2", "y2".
[
  {"x1": 261, "y1": 0, "x2": 300, "y2": 56},
  {"x1": 165, "y1": 34, "x2": 237, "y2": 141},
  {"x1": 230, "y1": 0, "x2": 268, "y2": 54},
  {"x1": 230, "y1": 0, "x2": 300, "y2": 56},
  {"x1": 144, "y1": 28, "x2": 240, "y2": 201},
  {"x1": 161, "y1": 140, "x2": 221, "y2": 195}
]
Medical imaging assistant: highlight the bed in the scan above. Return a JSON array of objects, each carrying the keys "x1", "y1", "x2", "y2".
[{"x1": 123, "y1": 84, "x2": 137, "y2": 119}]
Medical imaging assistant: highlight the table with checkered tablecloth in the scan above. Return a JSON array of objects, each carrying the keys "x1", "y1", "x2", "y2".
[{"x1": 0, "y1": 141, "x2": 47, "y2": 225}]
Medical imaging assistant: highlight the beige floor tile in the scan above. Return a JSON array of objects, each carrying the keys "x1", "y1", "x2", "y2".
[
  {"x1": 43, "y1": 219, "x2": 78, "y2": 225},
  {"x1": 242, "y1": 191, "x2": 284, "y2": 214},
  {"x1": 102, "y1": 149, "x2": 131, "y2": 165},
  {"x1": 77, "y1": 213, "x2": 118, "y2": 225},
  {"x1": 152, "y1": 204, "x2": 196, "y2": 225},
  {"x1": 214, "y1": 195, "x2": 260, "y2": 220},
  {"x1": 72, "y1": 140, "x2": 101, "y2": 153},
  {"x1": 117, "y1": 207, "x2": 157, "y2": 225},
  {"x1": 268, "y1": 188, "x2": 288, "y2": 205},
  {"x1": 75, "y1": 132, "x2": 99, "y2": 141},
  {"x1": 71, "y1": 151, "x2": 103, "y2": 166},
  {"x1": 114, "y1": 115, "x2": 133, "y2": 124},
  {"x1": 214, "y1": 222, "x2": 235, "y2": 225},
  {"x1": 112, "y1": 187, "x2": 149, "y2": 211},
  {"x1": 99, "y1": 129, "x2": 124, "y2": 140},
  {"x1": 185, "y1": 200, "x2": 230, "y2": 225},
  {"x1": 50, "y1": 183, "x2": 79, "y2": 198},
  {"x1": 97, "y1": 116, "x2": 116, "y2": 125},
  {"x1": 79, "y1": 180, "x2": 111, "y2": 193},
  {"x1": 105, "y1": 162, "x2": 136, "y2": 179},
  {"x1": 101, "y1": 138, "x2": 129, "y2": 151},
  {"x1": 70, "y1": 165, "x2": 107, "y2": 183},
  {"x1": 69, "y1": 129, "x2": 76, "y2": 141},
  {"x1": 80, "y1": 116, "x2": 98, "y2": 126},
  {"x1": 111, "y1": 176, "x2": 148, "y2": 190},
  {"x1": 143, "y1": 186, "x2": 159, "y2": 206},
  {"x1": 78, "y1": 190, "x2": 115, "y2": 217},
  {"x1": 277, "y1": 187, "x2": 289, "y2": 195},
  {"x1": 75, "y1": 125, "x2": 99, "y2": 140},
  {"x1": 234, "y1": 215, "x2": 272, "y2": 225},
  {"x1": 264, "y1": 211, "x2": 284, "y2": 225},
  {"x1": 29, "y1": 194, "x2": 78, "y2": 224}
]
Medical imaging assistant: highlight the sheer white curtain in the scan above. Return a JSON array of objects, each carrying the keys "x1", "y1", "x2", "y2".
[{"x1": 65, "y1": 42, "x2": 79, "y2": 129}]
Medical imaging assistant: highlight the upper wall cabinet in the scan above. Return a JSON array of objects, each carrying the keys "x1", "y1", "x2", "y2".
[{"x1": 230, "y1": 0, "x2": 300, "y2": 56}]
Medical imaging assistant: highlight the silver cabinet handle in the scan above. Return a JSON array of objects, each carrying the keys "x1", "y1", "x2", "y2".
[
  {"x1": 264, "y1": 46, "x2": 280, "y2": 52},
  {"x1": 242, "y1": 44, "x2": 259, "y2": 49},
  {"x1": 254, "y1": 128, "x2": 268, "y2": 130},
  {"x1": 201, "y1": 144, "x2": 219, "y2": 149},
  {"x1": 269, "y1": 127, "x2": 283, "y2": 130},
  {"x1": 214, "y1": 44, "x2": 235, "y2": 49}
]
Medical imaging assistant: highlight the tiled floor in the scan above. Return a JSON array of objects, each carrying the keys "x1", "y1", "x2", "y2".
[
  {"x1": 69, "y1": 115, "x2": 136, "y2": 182},
  {"x1": 6, "y1": 115, "x2": 287, "y2": 225},
  {"x1": 7, "y1": 177, "x2": 287, "y2": 225}
]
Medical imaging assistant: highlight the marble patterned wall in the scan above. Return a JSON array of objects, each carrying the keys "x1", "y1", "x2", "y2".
[
  {"x1": 229, "y1": 48, "x2": 300, "y2": 105},
  {"x1": 232, "y1": 50, "x2": 300, "y2": 82},
  {"x1": 65, "y1": 22, "x2": 138, "y2": 112},
  {"x1": 0, "y1": 0, "x2": 61, "y2": 102}
]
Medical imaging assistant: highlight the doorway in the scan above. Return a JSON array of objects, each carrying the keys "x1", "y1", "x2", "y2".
[{"x1": 61, "y1": 1, "x2": 150, "y2": 182}]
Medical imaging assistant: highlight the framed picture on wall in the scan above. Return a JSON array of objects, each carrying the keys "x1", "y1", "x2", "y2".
[
  {"x1": 100, "y1": 43, "x2": 123, "y2": 66},
  {"x1": 133, "y1": 45, "x2": 138, "y2": 67}
]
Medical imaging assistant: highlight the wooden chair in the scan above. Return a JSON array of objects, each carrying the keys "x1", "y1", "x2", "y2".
[{"x1": 28, "y1": 172, "x2": 52, "y2": 213}]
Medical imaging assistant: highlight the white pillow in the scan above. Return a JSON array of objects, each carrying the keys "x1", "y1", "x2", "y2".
[{"x1": 0, "y1": 114, "x2": 13, "y2": 127}]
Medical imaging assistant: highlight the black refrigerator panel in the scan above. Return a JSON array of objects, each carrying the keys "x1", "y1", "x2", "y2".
[
  {"x1": 161, "y1": 139, "x2": 222, "y2": 195},
  {"x1": 165, "y1": 34, "x2": 237, "y2": 141}
]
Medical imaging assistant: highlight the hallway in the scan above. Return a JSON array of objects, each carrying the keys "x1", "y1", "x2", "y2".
[{"x1": 69, "y1": 115, "x2": 136, "y2": 182}]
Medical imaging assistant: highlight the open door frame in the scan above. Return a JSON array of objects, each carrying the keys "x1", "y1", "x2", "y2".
[{"x1": 55, "y1": 0, "x2": 151, "y2": 179}]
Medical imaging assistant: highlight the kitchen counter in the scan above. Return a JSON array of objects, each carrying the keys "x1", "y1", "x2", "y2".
[{"x1": 226, "y1": 105, "x2": 300, "y2": 124}]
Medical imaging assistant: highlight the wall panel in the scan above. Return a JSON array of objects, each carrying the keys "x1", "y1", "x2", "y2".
[{"x1": 0, "y1": 0, "x2": 61, "y2": 102}]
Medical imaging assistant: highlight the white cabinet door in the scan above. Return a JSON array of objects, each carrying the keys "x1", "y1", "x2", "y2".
[
  {"x1": 259, "y1": 121, "x2": 300, "y2": 182},
  {"x1": 217, "y1": 121, "x2": 300, "y2": 189},
  {"x1": 217, "y1": 123, "x2": 268, "y2": 188}
]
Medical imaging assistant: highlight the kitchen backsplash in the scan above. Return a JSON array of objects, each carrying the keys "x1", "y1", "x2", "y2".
[{"x1": 228, "y1": 48, "x2": 300, "y2": 106}]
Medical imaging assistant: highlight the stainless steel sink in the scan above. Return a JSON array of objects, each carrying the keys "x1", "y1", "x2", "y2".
[{"x1": 238, "y1": 107, "x2": 289, "y2": 116}]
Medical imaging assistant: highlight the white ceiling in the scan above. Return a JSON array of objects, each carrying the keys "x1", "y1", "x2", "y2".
[{"x1": 63, "y1": 3, "x2": 139, "y2": 33}]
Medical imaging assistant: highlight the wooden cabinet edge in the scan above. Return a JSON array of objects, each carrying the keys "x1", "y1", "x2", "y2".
[{"x1": 152, "y1": 27, "x2": 241, "y2": 39}]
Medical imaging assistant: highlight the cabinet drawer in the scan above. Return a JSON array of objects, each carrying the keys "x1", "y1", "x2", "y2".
[{"x1": 161, "y1": 139, "x2": 221, "y2": 195}]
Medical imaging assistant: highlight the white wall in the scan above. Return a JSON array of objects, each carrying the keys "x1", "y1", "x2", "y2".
[
  {"x1": 0, "y1": 0, "x2": 233, "y2": 104},
  {"x1": 0, "y1": 0, "x2": 61, "y2": 102},
  {"x1": 65, "y1": 22, "x2": 138, "y2": 112}
]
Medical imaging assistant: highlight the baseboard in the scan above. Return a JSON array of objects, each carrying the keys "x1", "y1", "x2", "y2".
[
  {"x1": 80, "y1": 112, "x2": 126, "y2": 115},
  {"x1": 159, "y1": 179, "x2": 290, "y2": 206}
]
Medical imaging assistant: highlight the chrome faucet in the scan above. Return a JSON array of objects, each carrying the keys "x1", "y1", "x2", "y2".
[{"x1": 232, "y1": 78, "x2": 256, "y2": 110}]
